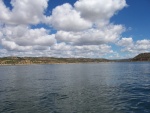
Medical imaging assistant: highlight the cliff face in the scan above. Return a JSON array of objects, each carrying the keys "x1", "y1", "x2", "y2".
[{"x1": 132, "y1": 53, "x2": 150, "y2": 61}]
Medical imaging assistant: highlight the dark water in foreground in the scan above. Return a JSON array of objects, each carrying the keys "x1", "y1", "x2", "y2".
[{"x1": 0, "y1": 62, "x2": 150, "y2": 113}]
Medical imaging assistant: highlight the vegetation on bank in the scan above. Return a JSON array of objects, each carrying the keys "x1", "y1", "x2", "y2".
[
  {"x1": 0, "y1": 57, "x2": 109, "y2": 65},
  {"x1": 0, "y1": 53, "x2": 149, "y2": 65},
  {"x1": 132, "y1": 53, "x2": 150, "y2": 61}
]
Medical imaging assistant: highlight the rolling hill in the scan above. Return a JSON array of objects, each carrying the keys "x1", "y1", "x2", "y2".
[{"x1": 132, "y1": 53, "x2": 150, "y2": 61}]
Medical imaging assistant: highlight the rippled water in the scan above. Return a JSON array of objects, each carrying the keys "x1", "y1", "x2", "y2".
[{"x1": 0, "y1": 62, "x2": 150, "y2": 113}]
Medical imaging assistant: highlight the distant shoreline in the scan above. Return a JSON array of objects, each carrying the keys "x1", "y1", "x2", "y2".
[
  {"x1": 0, "y1": 53, "x2": 150, "y2": 65},
  {"x1": 0, "y1": 61, "x2": 150, "y2": 66},
  {"x1": 0, "y1": 61, "x2": 112, "y2": 66}
]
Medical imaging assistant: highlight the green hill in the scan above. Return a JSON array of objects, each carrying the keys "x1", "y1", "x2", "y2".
[{"x1": 132, "y1": 53, "x2": 150, "y2": 61}]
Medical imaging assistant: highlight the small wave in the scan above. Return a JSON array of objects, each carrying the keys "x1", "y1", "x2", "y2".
[
  {"x1": 38, "y1": 78, "x2": 54, "y2": 81},
  {"x1": 57, "y1": 94, "x2": 68, "y2": 100}
]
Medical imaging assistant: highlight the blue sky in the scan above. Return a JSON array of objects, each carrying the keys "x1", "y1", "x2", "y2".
[
  {"x1": 112, "y1": 0, "x2": 150, "y2": 39},
  {"x1": 0, "y1": 0, "x2": 150, "y2": 58}
]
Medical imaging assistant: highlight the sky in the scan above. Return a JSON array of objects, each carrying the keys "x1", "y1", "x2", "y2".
[{"x1": 0, "y1": 0, "x2": 150, "y2": 59}]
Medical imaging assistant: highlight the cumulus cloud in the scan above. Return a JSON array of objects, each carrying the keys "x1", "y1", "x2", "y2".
[
  {"x1": 118, "y1": 38, "x2": 150, "y2": 53},
  {"x1": 0, "y1": 0, "x2": 48, "y2": 25},
  {"x1": 47, "y1": 3, "x2": 92, "y2": 31},
  {"x1": 45, "y1": 0, "x2": 127, "y2": 31},
  {"x1": 75, "y1": 0, "x2": 127, "y2": 26},
  {"x1": 1, "y1": 39, "x2": 32, "y2": 51},
  {"x1": 50, "y1": 43, "x2": 113, "y2": 58},
  {"x1": 117, "y1": 37, "x2": 133, "y2": 47},
  {"x1": 135, "y1": 40, "x2": 150, "y2": 52},
  {"x1": 56, "y1": 24, "x2": 125, "y2": 45},
  {"x1": 0, "y1": 25, "x2": 56, "y2": 51}
]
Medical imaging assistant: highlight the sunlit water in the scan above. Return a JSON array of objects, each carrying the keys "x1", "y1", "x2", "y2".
[{"x1": 0, "y1": 62, "x2": 150, "y2": 113}]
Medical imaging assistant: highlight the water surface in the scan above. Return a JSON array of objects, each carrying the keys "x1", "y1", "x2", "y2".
[{"x1": 0, "y1": 62, "x2": 150, "y2": 113}]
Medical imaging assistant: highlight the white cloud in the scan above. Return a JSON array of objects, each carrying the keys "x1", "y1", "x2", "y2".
[
  {"x1": 118, "y1": 38, "x2": 150, "y2": 53},
  {"x1": 50, "y1": 43, "x2": 113, "y2": 58},
  {"x1": 0, "y1": 0, "x2": 11, "y2": 22},
  {"x1": 0, "y1": 42, "x2": 113, "y2": 58},
  {"x1": 0, "y1": 0, "x2": 48, "y2": 25},
  {"x1": 0, "y1": 25, "x2": 56, "y2": 51},
  {"x1": 56, "y1": 24, "x2": 125, "y2": 45},
  {"x1": 1, "y1": 39, "x2": 32, "y2": 51},
  {"x1": 135, "y1": 39, "x2": 150, "y2": 51},
  {"x1": 117, "y1": 37, "x2": 133, "y2": 47},
  {"x1": 45, "y1": 0, "x2": 127, "y2": 31},
  {"x1": 74, "y1": 0, "x2": 127, "y2": 26},
  {"x1": 48, "y1": 3, "x2": 92, "y2": 31}
]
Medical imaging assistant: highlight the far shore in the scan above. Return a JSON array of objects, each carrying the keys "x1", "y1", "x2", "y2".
[
  {"x1": 1, "y1": 61, "x2": 150, "y2": 66},
  {"x1": 0, "y1": 61, "x2": 114, "y2": 66},
  {"x1": 0, "y1": 53, "x2": 150, "y2": 66}
]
